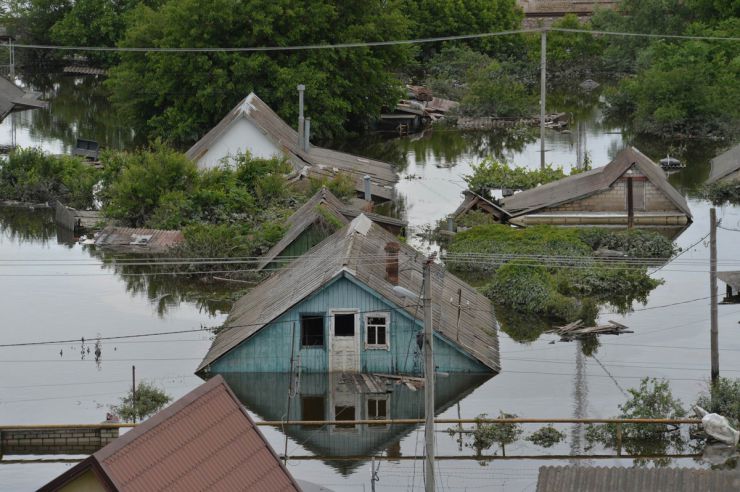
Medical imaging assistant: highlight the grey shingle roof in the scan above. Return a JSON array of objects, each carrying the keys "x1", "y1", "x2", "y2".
[
  {"x1": 0, "y1": 76, "x2": 47, "y2": 121},
  {"x1": 501, "y1": 147, "x2": 692, "y2": 218},
  {"x1": 718, "y1": 271, "x2": 740, "y2": 291},
  {"x1": 185, "y1": 93, "x2": 397, "y2": 201},
  {"x1": 707, "y1": 143, "x2": 740, "y2": 184},
  {"x1": 536, "y1": 466, "x2": 740, "y2": 492},
  {"x1": 198, "y1": 215, "x2": 500, "y2": 373}
]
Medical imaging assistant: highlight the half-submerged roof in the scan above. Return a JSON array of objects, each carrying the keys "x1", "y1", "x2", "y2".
[
  {"x1": 536, "y1": 466, "x2": 740, "y2": 492},
  {"x1": 94, "y1": 226, "x2": 185, "y2": 253},
  {"x1": 501, "y1": 147, "x2": 692, "y2": 218},
  {"x1": 718, "y1": 271, "x2": 740, "y2": 290},
  {"x1": 452, "y1": 190, "x2": 510, "y2": 219},
  {"x1": 40, "y1": 375, "x2": 302, "y2": 492},
  {"x1": 186, "y1": 92, "x2": 398, "y2": 200},
  {"x1": 707, "y1": 143, "x2": 740, "y2": 184},
  {"x1": 257, "y1": 187, "x2": 407, "y2": 270},
  {"x1": 0, "y1": 76, "x2": 47, "y2": 121},
  {"x1": 198, "y1": 215, "x2": 500, "y2": 373}
]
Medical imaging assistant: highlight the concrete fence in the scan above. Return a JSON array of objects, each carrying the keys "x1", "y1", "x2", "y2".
[{"x1": 0, "y1": 427, "x2": 119, "y2": 457}]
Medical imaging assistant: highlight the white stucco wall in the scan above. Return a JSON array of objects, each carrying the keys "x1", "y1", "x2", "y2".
[{"x1": 195, "y1": 117, "x2": 284, "y2": 170}]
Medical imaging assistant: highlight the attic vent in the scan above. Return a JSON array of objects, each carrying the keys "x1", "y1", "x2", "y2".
[{"x1": 130, "y1": 234, "x2": 153, "y2": 246}]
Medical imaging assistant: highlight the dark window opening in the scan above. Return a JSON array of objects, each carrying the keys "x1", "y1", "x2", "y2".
[
  {"x1": 368, "y1": 398, "x2": 388, "y2": 427},
  {"x1": 335, "y1": 405, "x2": 356, "y2": 428},
  {"x1": 301, "y1": 314, "x2": 324, "y2": 347},
  {"x1": 334, "y1": 313, "x2": 355, "y2": 337},
  {"x1": 366, "y1": 315, "x2": 388, "y2": 347},
  {"x1": 301, "y1": 396, "x2": 325, "y2": 428}
]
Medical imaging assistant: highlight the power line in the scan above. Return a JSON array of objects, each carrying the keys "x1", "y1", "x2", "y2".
[{"x1": 550, "y1": 27, "x2": 740, "y2": 42}]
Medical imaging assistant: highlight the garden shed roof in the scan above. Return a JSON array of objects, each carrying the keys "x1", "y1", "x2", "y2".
[
  {"x1": 707, "y1": 143, "x2": 740, "y2": 184},
  {"x1": 198, "y1": 215, "x2": 500, "y2": 373}
]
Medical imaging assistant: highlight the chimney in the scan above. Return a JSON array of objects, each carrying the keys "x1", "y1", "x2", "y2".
[
  {"x1": 297, "y1": 84, "x2": 305, "y2": 149},
  {"x1": 304, "y1": 117, "x2": 311, "y2": 152},
  {"x1": 385, "y1": 242, "x2": 400, "y2": 285},
  {"x1": 363, "y1": 175, "x2": 372, "y2": 201}
]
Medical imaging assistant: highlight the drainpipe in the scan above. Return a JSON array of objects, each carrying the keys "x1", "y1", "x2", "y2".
[
  {"x1": 304, "y1": 117, "x2": 311, "y2": 152},
  {"x1": 363, "y1": 175, "x2": 372, "y2": 201},
  {"x1": 297, "y1": 84, "x2": 305, "y2": 149}
]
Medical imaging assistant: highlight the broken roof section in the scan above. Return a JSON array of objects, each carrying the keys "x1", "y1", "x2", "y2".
[
  {"x1": 40, "y1": 375, "x2": 302, "y2": 492},
  {"x1": 707, "y1": 143, "x2": 740, "y2": 184},
  {"x1": 0, "y1": 75, "x2": 47, "y2": 121},
  {"x1": 257, "y1": 187, "x2": 406, "y2": 270},
  {"x1": 186, "y1": 92, "x2": 398, "y2": 201},
  {"x1": 94, "y1": 226, "x2": 185, "y2": 254},
  {"x1": 452, "y1": 190, "x2": 510, "y2": 222},
  {"x1": 501, "y1": 147, "x2": 692, "y2": 218},
  {"x1": 198, "y1": 214, "x2": 500, "y2": 374}
]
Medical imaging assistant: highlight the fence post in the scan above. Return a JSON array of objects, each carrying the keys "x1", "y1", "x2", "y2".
[{"x1": 615, "y1": 423, "x2": 623, "y2": 456}]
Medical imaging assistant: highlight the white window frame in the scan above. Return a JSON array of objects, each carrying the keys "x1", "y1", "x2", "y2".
[{"x1": 364, "y1": 312, "x2": 390, "y2": 350}]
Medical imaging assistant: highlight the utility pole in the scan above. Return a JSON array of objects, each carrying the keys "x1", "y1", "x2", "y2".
[
  {"x1": 423, "y1": 255, "x2": 435, "y2": 492},
  {"x1": 539, "y1": 29, "x2": 547, "y2": 170},
  {"x1": 297, "y1": 84, "x2": 305, "y2": 149},
  {"x1": 710, "y1": 208, "x2": 719, "y2": 385},
  {"x1": 132, "y1": 365, "x2": 136, "y2": 424}
]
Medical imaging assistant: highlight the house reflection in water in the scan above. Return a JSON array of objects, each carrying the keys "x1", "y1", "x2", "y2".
[{"x1": 220, "y1": 372, "x2": 491, "y2": 474}]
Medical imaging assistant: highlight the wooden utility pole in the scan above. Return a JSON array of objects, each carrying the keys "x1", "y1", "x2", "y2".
[
  {"x1": 423, "y1": 255, "x2": 435, "y2": 492},
  {"x1": 539, "y1": 29, "x2": 547, "y2": 170},
  {"x1": 132, "y1": 365, "x2": 136, "y2": 424},
  {"x1": 710, "y1": 208, "x2": 719, "y2": 384}
]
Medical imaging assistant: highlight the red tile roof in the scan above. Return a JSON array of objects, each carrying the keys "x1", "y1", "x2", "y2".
[{"x1": 40, "y1": 376, "x2": 302, "y2": 492}]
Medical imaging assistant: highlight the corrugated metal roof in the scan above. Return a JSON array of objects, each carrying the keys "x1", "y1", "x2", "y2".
[
  {"x1": 718, "y1": 271, "x2": 740, "y2": 290},
  {"x1": 198, "y1": 215, "x2": 500, "y2": 373},
  {"x1": 94, "y1": 226, "x2": 184, "y2": 253},
  {"x1": 707, "y1": 143, "x2": 740, "y2": 184},
  {"x1": 40, "y1": 376, "x2": 302, "y2": 492},
  {"x1": 536, "y1": 466, "x2": 740, "y2": 492},
  {"x1": 501, "y1": 147, "x2": 692, "y2": 219},
  {"x1": 185, "y1": 93, "x2": 397, "y2": 201},
  {"x1": 0, "y1": 75, "x2": 47, "y2": 121}
]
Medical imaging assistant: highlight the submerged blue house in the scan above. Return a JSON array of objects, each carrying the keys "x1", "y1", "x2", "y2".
[{"x1": 197, "y1": 215, "x2": 500, "y2": 375}]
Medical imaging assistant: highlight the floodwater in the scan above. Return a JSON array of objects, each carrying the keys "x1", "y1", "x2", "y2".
[{"x1": 2, "y1": 74, "x2": 740, "y2": 491}]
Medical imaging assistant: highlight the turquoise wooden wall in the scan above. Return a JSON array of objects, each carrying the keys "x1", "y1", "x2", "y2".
[{"x1": 210, "y1": 272, "x2": 489, "y2": 374}]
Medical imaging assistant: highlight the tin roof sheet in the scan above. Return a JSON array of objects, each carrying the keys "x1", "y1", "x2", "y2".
[{"x1": 707, "y1": 143, "x2": 740, "y2": 184}]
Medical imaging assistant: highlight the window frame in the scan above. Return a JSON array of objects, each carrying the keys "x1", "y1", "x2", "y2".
[
  {"x1": 366, "y1": 395, "x2": 390, "y2": 428},
  {"x1": 364, "y1": 312, "x2": 390, "y2": 350},
  {"x1": 300, "y1": 313, "x2": 325, "y2": 348}
]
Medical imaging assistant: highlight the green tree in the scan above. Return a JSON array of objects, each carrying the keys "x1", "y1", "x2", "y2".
[
  {"x1": 1, "y1": 0, "x2": 72, "y2": 64},
  {"x1": 112, "y1": 381, "x2": 171, "y2": 422},
  {"x1": 106, "y1": 0, "x2": 413, "y2": 144}
]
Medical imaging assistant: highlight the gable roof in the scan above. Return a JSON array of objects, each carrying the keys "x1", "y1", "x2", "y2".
[
  {"x1": 185, "y1": 92, "x2": 397, "y2": 201},
  {"x1": 257, "y1": 187, "x2": 407, "y2": 270},
  {"x1": 198, "y1": 215, "x2": 500, "y2": 373},
  {"x1": 452, "y1": 190, "x2": 510, "y2": 220},
  {"x1": 707, "y1": 143, "x2": 740, "y2": 184},
  {"x1": 94, "y1": 226, "x2": 184, "y2": 253},
  {"x1": 500, "y1": 147, "x2": 692, "y2": 218},
  {"x1": 536, "y1": 466, "x2": 740, "y2": 492},
  {"x1": 40, "y1": 376, "x2": 302, "y2": 492},
  {"x1": 0, "y1": 76, "x2": 47, "y2": 121}
]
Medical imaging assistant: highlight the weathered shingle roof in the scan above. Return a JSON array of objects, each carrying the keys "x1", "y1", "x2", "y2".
[
  {"x1": 452, "y1": 190, "x2": 510, "y2": 219},
  {"x1": 707, "y1": 143, "x2": 740, "y2": 184},
  {"x1": 94, "y1": 226, "x2": 184, "y2": 253},
  {"x1": 536, "y1": 466, "x2": 740, "y2": 492},
  {"x1": 198, "y1": 215, "x2": 500, "y2": 373},
  {"x1": 257, "y1": 188, "x2": 407, "y2": 270},
  {"x1": 186, "y1": 92, "x2": 397, "y2": 201},
  {"x1": 40, "y1": 376, "x2": 302, "y2": 492},
  {"x1": 501, "y1": 147, "x2": 692, "y2": 218},
  {"x1": 0, "y1": 76, "x2": 47, "y2": 121},
  {"x1": 718, "y1": 271, "x2": 740, "y2": 291}
]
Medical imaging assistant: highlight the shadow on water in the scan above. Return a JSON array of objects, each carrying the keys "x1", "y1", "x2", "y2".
[
  {"x1": 219, "y1": 372, "x2": 492, "y2": 475},
  {"x1": 0, "y1": 207, "x2": 58, "y2": 244}
]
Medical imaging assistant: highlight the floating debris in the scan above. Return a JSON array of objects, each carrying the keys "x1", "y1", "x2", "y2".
[{"x1": 547, "y1": 319, "x2": 633, "y2": 340}]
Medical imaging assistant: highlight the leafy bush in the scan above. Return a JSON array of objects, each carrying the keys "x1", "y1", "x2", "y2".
[
  {"x1": 464, "y1": 159, "x2": 570, "y2": 193},
  {"x1": 695, "y1": 378, "x2": 740, "y2": 427},
  {"x1": 448, "y1": 412, "x2": 523, "y2": 456},
  {"x1": 111, "y1": 381, "x2": 171, "y2": 423},
  {"x1": 704, "y1": 180, "x2": 740, "y2": 206},
  {"x1": 460, "y1": 60, "x2": 537, "y2": 118},
  {"x1": 308, "y1": 173, "x2": 357, "y2": 202},
  {"x1": 0, "y1": 147, "x2": 100, "y2": 209},
  {"x1": 577, "y1": 228, "x2": 676, "y2": 259},
  {"x1": 526, "y1": 425, "x2": 566, "y2": 448}
]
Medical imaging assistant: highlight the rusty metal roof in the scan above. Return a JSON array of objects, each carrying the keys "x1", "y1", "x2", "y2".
[
  {"x1": 198, "y1": 214, "x2": 500, "y2": 373},
  {"x1": 94, "y1": 226, "x2": 184, "y2": 254},
  {"x1": 501, "y1": 147, "x2": 692, "y2": 219},
  {"x1": 185, "y1": 92, "x2": 397, "y2": 201},
  {"x1": 707, "y1": 143, "x2": 740, "y2": 184},
  {"x1": 40, "y1": 376, "x2": 302, "y2": 492},
  {"x1": 536, "y1": 466, "x2": 740, "y2": 492}
]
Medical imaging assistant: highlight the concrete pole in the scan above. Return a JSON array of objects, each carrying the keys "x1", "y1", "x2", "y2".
[
  {"x1": 423, "y1": 257, "x2": 435, "y2": 492},
  {"x1": 540, "y1": 30, "x2": 547, "y2": 170},
  {"x1": 710, "y1": 208, "x2": 719, "y2": 385},
  {"x1": 297, "y1": 84, "x2": 305, "y2": 149},
  {"x1": 363, "y1": 175, "x2": 372, "y2": 202},
  {"x1": 304, "y1": 117, "x2": 311, "y2": 152}
]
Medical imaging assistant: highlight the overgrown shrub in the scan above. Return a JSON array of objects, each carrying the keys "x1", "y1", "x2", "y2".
[
  {"x1": 695, "y1": 378, "x2": 740, "y2": 427},
  {"x1": 308, "y1": 173, "x2": 357, "y2": 202},
  {"x1": 463, "y1": 159, "x2": 570, "y2": 194},
  {"x1": 704, "y1": 180, "x2": 740, "y2": 206},
  {"x1": 578, "y1": 228, "x2": 676, "y2": 258},
  {"x1": 111, "y1": 381, "x2": 171, "y2": 423},
  {"x1": 526, "y1": 425, "x2": 566, "y2": 448}
]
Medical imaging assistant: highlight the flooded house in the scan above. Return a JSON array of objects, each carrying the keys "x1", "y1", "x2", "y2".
[
  {"x1": 707, "y1": 143, "x2": 740, "y2": 184},
  {"x1": 94, "y1": 226, "x2": 185, "y2": 253},
  {"x1": 221, "y1": 371, "x2": 491, "y2": 474},
  {"x1": 40, "y1": 376, "x2": 304, "y2": 492},
  {"x1": 500, "y1": 147, "x2": 692, "y2": 229},
  {"x1": 450, "y1": 190, "x2": 511, "y2": 229},
  {"x1": 0, "y1": 75, "x2": 46, "y2": 122},
  {"x1": 719, "y1": 271, "x2": 740, "y2": 304},
  {"x1": 197, "y1": 215, "x2": 500, "y2": 376},
  {"x1": 258, "y1": 187, "x2": 406, "y2": 271},
  {"x1": 185, "y1": 92, "x2": 398, "y2": 202}
]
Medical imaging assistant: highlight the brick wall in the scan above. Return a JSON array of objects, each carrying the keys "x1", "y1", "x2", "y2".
[
  {"x1": 0, "y1": 427, "x2": 119, "y2": 456},
  {"x1": 541, "y1": 178, "x2": 680, "y2": 214}
]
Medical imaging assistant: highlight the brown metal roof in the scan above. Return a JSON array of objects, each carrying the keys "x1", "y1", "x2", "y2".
[
  {"x1": 198, "y1": 215, "x2": 500, "y2": 373},
  {"x1": 0, "y1": 75, "x2": 47, "y2": 121},
  {"x1": 718, "y1": 271, "x2": 740, "y2": 290},
  {"x1": 40, "y1": 376, "x2": 302, "y2": 492},
  {"x1": 501, "y1": 147, "x2": 692, "y2": 219},
  {"x1": 536, "y1": 465, "x2": 740, "y2": 492},
  {"x1": 707, "y1": 143, "x2": 740, "y2": 184},
  {"x1": 94, "y1": 226, "x2": 184, "y2": 254},
  {"x1": 185, "y1": 93, "x2": 397, "y2": 201}
]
